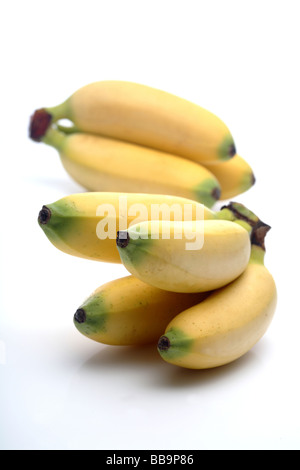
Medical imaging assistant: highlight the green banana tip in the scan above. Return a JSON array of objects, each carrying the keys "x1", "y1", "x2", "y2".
[
  {"x1": 116, "y1": 231, "x2": 130, "y2": 248},
  {"x1": 158, "y1": 335, "x2": 171, "y2": 352},
  {"x1": 29, "y1": 108, "x2": 52, "y2": 141},
  {"x1": 38, "y1": 206, "x2": 52, "y2": 225},
  {"x1": 74, "y1": 308, "x2": 86, "y2": 324}
]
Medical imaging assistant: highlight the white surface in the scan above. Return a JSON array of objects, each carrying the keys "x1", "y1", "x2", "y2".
[{"x1": 1, "y1": 0, "x2": 300, "y2": 450}]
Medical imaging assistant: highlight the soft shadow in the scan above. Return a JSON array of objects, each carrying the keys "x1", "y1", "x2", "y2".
[
  {"x1": 81, "y1": 343, "x2": 162, "y2": 371},
  {"x1": 26, "y1": 175, "x2": 85, "y2": 194},
  {"x1": 155, "y1": 349, "x2": 261, "y2": 389},
  {"x1": 77, "y1": 339, "x2": 266, "y2": 389}
]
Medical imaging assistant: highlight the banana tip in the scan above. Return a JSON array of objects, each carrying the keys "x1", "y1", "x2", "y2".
[
  {"x1": 29, "y1": 108, "x2": 52, "y2": 141},
  {"x1": 38, "y1": 206, "x2": 52, "y2": 225},
  {"x1": 212, "y1": 186, "x2": 221, "y2": 201},
  {"x1": 229, "y1": 143, "x2": 236, "y2": 157},
  {"x1": 74, "y1": 308, "x2": 86, "y2": 324},
  {"x1": 158, "y1": 335, "x2": 171, "y2": 352},
  {"x1": 116, "y1": 231, "x2": 130, "y2": 248}
]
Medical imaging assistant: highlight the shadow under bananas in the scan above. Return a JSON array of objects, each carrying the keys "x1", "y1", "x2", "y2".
[
  {"x1": 77, "y1": 340, "x2": 268, "y2": 390},
  {"x1": 26, "y1": 174, "x2": 84, "y2": 194}
]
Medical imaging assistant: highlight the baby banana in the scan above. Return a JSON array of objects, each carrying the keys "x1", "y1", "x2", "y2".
[
  {"x1": 29, "y1": 80, "x2": 236, "y2": 164},
  {"x1": 203, "y1": 154, "x2": 256, "y2": 200},
  {"x1": 116, "y1": 219, "x2": 251, "y2": 293},
  {"x1": 36, "y1": 127, "x2": 221, "y2": 208},
  {"x1": 38, "y1": 192, "x2": 218, "y2": 263},
  {"x1": 73, "y1": 275, "x2": 209, "y2": 346},
  {"x1": 157, "y1": 227, "x2": 277, "y2": 369}
]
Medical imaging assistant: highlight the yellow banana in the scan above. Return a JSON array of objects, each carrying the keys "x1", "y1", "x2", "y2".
[
  {"x1": 203, "y1": 154, "x2": 256, "y2": 200},
  {"x1": 116, "y1": 219, "x2": 251, "y2": 293},
  {"x1": 73, "y1": 275, "x2": 209, "y2": 346},
  {"x1": 38, "y1": 192, "x2": 218, "y2": 264},
  {"x1": 38, "y1": 127, "x2": 221, "y2": 208},
  {"x1": 157, "y1": 229, "x2": 277, "y2": 369},
  {"x1": 29, "y1": 80, "x2": 236, "y2": 164}
]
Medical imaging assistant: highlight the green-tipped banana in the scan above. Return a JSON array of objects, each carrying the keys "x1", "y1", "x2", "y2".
[
  {"x1": 29, "y1": 80, "x2": 236, "y2": 164},
  {"x1": 37, "y1": 192, "x2": 260, "y2": 264},
  {"x1": 74, "y1": 275, "x2": 209, "y2": 346},
  {"x1": 32, "y1": 126, "x2": 221, "y2": 208},
  {"x1": 37, "y1": 192, "x2": 219, "y2": 264},
  {"x1": 116, "y1": 219, "x2": 251, "y2": 293},
  {"x1": 157, "y1": 224, "x2": 276, "y2": 369},
  {"x1": 203, "y1": 154, "x2": 256, "y2": 200}
]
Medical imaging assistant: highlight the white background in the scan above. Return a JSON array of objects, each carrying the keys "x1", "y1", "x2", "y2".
[{"x1": 0, "y1": 0, "x2": 299, "y2": 450}]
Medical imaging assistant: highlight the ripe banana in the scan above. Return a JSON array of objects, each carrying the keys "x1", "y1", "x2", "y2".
[
  {"x1": 203, "y1": 154, "x2": 256, "y2": 200},
  {"x1": 116, "y1": 219, "x2": 251, "y2": 293},
  {"x1": 38, "y1": 192, "x2": 219, "y2": 263},
  {"x1": 38, "y1": 126, "x2": 221, "y2": 208},
  {"x1": 157, "y1": 234, "x2": 277, "y2": 369},
  {"x1": 73, "y1": 275, "x2": 209, "y2": 346},
  {"x1": 29, "y1": 80, "x2": 236, "y2": 164}
]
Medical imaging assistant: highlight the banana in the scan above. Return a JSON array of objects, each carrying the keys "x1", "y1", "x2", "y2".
[
  {"x1": 73, "y1": 275, "x2": 209, "y2": 346},
  {"x1": 203, "y1": 154, "x2": 256, "y2": 200},
  {"x1": 38, "y1": 192, "x2": 219, "y2": 264},
  {"x1": 38, "y1": 126, "x2": 221, "y2": 208},
  {"x1": 29, "y1": 80, "x2": 236, "y2": 164},
  {"x1": 157, "y1": 226, "x2": 276, "y2": 369},
  {"x1": 116, "y1": 219, "x2": 251, "y2": 293}
]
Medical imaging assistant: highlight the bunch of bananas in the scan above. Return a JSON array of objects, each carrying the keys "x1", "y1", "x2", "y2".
[{"x1": 30, "y1": 80, "x2": 277, "y2": 370}]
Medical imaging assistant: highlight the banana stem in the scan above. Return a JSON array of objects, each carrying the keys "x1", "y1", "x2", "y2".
[
  {"x1": 217, "y1": 207, "x2": 252, "y2": 234},
  {"x1": 29, "y1": 100, "x2": 71, "y2": 141},
  {"x1": 221, "y1": 201, "x2": 259, "y2": 227},
  {"x1": 57, "y1": 123, "x2": 80, "y2": 134},
  {"x1": 250, "y1": 244, "x2": 266, "y2": 265},
  {"x1": 249, "y1": 220, "x2": 271, "y2": 264},
  {"x1": 46, "y1": 100, "x2": 70, "y2": 123},
  {"x1": 217, "y1": 207, "x2": 236, "y2": 222},
  {"x1": 42, "y1": 126, "x2": 67, "y2": 151}
]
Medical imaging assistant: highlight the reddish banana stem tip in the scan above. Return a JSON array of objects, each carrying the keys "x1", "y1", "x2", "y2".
[{"x1": 29, "y1": 109, "x2": 52, "y2": 141}]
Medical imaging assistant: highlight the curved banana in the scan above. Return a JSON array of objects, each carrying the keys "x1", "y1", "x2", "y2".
[
  {"x1": 157, "y1": 237, "x2": 277, "y2": 369},
  {"x1": 203, "y1": 154, "x2": 256, "y2": 200},
  {"x1": 73, "y1": 275, "x2": 209, "y2": 346},
  {"x1": 29, "y1": 80, "x2": 236, "y2": 164},
  {"x1": 38, "y1": 192, "x2": 218, "y2": 264},
  {"x1": 39, "y1": 127, "x2": 221, "y2": 208},
  {"x1": 116, "y1": 219, "x2": 251, "y2": 293}
]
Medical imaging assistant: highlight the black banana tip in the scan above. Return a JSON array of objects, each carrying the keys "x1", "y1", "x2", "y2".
[
  {"x1": 229, "y1": 143, "x2": 237, "y2": 157},
  {"x1": 212, "y1": 186, "x2": 221, "y2": 201},
  {"x1": 74, "y1": 308, "x2": 86, "y2": 324},
  {"x1": 29, "y1": 108, "x2": 52, "y2": 141},
  {"x1": 38, "y1": 206, "x2": 52, "y2": 225},
  {"x1": 116, "y1": 231, "x2": 130, "y2": 248},
  {"x1": 158, "y1": 335, "x2": 171, "y2": 352}
]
